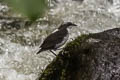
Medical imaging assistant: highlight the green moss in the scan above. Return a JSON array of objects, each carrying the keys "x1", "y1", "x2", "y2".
[
  {"x1": 60, "y1": 69, "x2": 66, "y2": 80},
  {"x1": 63, "y1": 34, "x2": 90, "y2": 53}
]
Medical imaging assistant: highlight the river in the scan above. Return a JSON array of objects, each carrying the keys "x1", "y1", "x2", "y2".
[{"x1": 0, "y1": 0, "x2": 120, "y2": 80}]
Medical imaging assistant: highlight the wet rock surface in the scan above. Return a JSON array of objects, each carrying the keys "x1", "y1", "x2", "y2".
[{"x1": 38, "y1": 28, "x2": 120, "y2": 80}]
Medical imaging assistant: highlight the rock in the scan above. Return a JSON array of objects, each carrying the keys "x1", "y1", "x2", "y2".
[
  {"x1": 90, "y1": 28, "x2": 120, "y2": 41},
  {"x1": 38, "y1": 28, "x2": 120, "y2": 80}
]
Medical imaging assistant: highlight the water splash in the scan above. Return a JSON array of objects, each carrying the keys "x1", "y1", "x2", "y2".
[{"x1": 0, "y1": 0, "x2": 120, "y2": 80}]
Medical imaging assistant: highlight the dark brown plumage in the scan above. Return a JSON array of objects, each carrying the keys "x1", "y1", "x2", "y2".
[{"x1": 36, "y1": 22, "x2": 77, "y2": 55}]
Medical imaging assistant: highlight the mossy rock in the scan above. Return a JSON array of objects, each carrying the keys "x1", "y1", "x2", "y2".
[{"x1": 38, "y1": 28, "x2": 120, "y2": 80}]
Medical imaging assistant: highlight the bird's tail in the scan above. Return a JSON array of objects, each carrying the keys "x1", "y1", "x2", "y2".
[{"x1": 36, "y1": 49, "x2": 43, "y2": 54}]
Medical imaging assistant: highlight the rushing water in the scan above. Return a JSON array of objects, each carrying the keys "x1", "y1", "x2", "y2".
[{"x1": 0, "y1": 0, "x2": 120, "y2": 80}]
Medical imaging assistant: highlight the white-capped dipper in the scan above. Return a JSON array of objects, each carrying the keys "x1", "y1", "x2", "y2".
[{"x1": 36, "y1": 22, "x2": 77, "y2": 56}]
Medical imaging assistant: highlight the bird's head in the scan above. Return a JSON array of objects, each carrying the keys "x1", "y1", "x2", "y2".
[{"x1": 58, "y1": 22, "x2": 77, "y2": 30}]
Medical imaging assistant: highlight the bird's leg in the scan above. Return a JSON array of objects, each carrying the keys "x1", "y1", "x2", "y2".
[{"x1": 49, "y1": 50, "x2": 57, "y2": 56}]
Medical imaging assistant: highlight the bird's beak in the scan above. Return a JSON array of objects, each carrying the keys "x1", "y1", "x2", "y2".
[
  {"x1": 72, "y1": 23, "x2": 77, "y2": 26},
  {"x1": 68, "y1": 23, "x2": 77, "y2": 29}
]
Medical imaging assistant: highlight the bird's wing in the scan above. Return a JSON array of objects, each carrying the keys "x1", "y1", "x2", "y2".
[{"x1": 40, "y1": 30, "x2": 67, "y2": 49}]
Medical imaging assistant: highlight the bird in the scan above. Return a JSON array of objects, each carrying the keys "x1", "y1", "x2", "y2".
[{"x1": 36, "y1": 22, "x2": 77, "y2": 56}]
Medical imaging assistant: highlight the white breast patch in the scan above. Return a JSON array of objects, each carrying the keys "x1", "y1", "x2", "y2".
[{"x1": 55, "y1": 34, "x2": 69, "y2": 48}]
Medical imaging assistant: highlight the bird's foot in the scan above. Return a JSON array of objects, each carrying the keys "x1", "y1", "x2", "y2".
[{"x1": 70, "y1": 38, "x2": 74, "y2": 41}]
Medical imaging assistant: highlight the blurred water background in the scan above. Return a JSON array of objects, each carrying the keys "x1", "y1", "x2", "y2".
[{"x1": 0, "y1": 0, "x2": 120, "y2": 80}]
